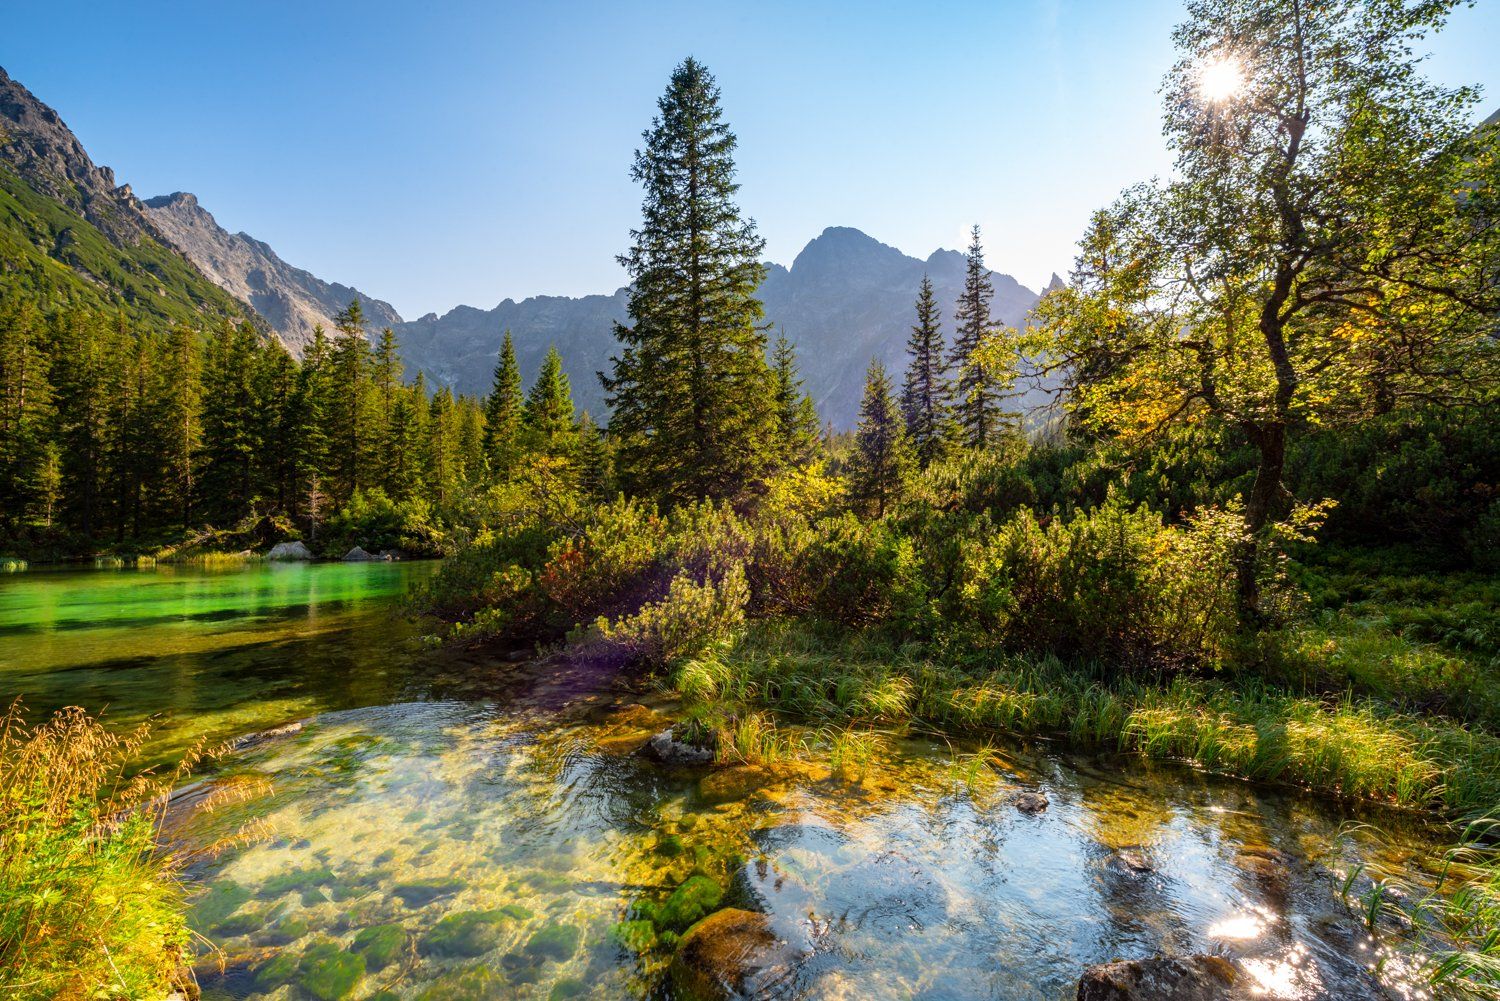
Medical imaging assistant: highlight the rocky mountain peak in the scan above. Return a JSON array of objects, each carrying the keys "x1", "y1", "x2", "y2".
[
  {"x1": 0, "y1": 63, "x2": 162, "y2": 247},
  {"x1": 142, "y1": 190, "x2": 403, "y2": 354}
]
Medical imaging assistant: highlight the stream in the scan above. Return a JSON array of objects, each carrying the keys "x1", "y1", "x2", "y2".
[{"x1": 0, "y1": 562, "x2": 1444, "y2": 1000}]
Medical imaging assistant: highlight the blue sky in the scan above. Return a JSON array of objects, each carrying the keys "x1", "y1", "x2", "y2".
[{"x1": 6, "y1": 1, "x2": 1497, "y2": 318}]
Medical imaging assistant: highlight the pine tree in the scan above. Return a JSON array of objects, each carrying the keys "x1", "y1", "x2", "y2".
[
  {"x1": 51, "y1": 311, "x2": 115, "y2": 538},
  {"x1": 524, "y1": 346, "x2": 578, "y2": 461},
  {"x1": 770, "y1": 332, "x2": 820, "y2": 467},
  {"x1": 901, "y1": 275, "x2": 951, "y2": 467},
  {"x1": 158, "y1": 323, "x2": 202, "y2": 531},
  {"x1": 950, "y1": 225, "x2": 999, "y2": 450},
  {"x1": 849, "y1": 359, "x2": 912, "y2": 518},
  {"x1": 371, "y1": 326, "x2": 402, "y2": 493},
  {"x1": 482, "y1": 330, "x2": 524, "y2": 477},
  {"x1": 603, "y1": 57, "x2": 775, "y2": 502},
  {"x1": 576, "y1": 411, "x2": 612, "y2": 500},
  {"x1": 0, "y1": 301, "x2": 54, "y2": 533},
  {"x1": 328, "y1": 299, "x2": 370, "y2": 503},
  {"x1": 424, "y1": 386, "x2": 460, "y2": 506},
  {"x1": 198, "y1": 320, "x2": 261, "y2": 524}
]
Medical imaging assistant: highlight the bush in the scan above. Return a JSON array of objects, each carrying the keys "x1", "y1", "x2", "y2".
[
  {"x1": 591, "y1": 565, "x2": 749, "y2": 667},
  {"x1": 322, "y1": 487, "x2": 442, "y2": 556},
  {"x1": 945, "y1": 497, "x2": 1239, "y2": 669},
  {"x1": 803, "y1": 513, "x2": 931, "y2": 632}
]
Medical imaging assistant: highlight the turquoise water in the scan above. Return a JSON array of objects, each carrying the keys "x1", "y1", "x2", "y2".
[{"x1": 0, "y1": 561, "x2": 437, "y2": 763}]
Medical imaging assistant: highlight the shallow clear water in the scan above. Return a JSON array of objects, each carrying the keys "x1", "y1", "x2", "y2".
[{"x1": 1, "y1": 564, "x2": 1444, "y2": 1000}]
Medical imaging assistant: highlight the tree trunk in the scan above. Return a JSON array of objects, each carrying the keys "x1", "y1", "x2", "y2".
[{"x1": 1236, "y1": 419, "x2": 1287, "y2": 623}]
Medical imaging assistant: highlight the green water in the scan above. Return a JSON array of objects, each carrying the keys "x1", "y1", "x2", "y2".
[
  {"x1": 0, "y1": 561, "x2": 439, "y2": 764},
  {"x1": 2, "y1": 564, "x2": 1444, "y2": 1000}
]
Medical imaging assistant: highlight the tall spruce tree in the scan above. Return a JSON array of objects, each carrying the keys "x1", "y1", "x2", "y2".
[
  {"x1": 901, "y1": 275, "x2": 951, "y2": 467},
  {"x1": 0, "y1": 301, "x2": 54, "y2": 534},
  {"x1": 524, "y1": 346, "x2": 578, "y2": 460},
  {"x1": 482, "y1": 330, "x2": 524, "y2": 476},
  {"x1": 328, "y1": 299, "x2": 369, "y2": 503},
  {"x1": 950, "y1": 225, "x2": 1000, "y2": 450},
  {"x1": 603, "y1": 57, "x2": 775, "y2": 502},
  {"x1": 850, "y1": 359, "x2": 912, "y2": 518},
  {"x1": 158, "y1": 323, "x2": 201, "y2": 531},
  {"x1": 769, "y1": 332, "x2": 821, "y2": 467}
]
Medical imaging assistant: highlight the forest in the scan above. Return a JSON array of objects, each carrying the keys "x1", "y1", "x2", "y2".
[{"x1": 3, "y1": 0, "x2": 1499, "y2": 998}]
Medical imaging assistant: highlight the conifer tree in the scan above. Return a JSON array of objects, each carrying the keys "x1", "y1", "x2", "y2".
[
  {"x1": 604, "y1": 57, "x2": 775, "y2": 501},
  {"x1": 198, "y1": 320, "x2": 261, "y2": 524},
  {"x1": 371, "y1": 326, "x2": 402, "y2": 488},
  {"x1": 328, "y1": 299, "x2": 370, "y2": 502},
  {"x1": 51, "y1": 311, "x2": 115, "y2": 537},
  {"x1": 950, "y1": 225, "x2": 1000, "y2": 450},
  {"x1": 158, "y1": 323, "x2": 201, "y2": 531},
  {"x1": 524, "y1": 346, "x2": 578, "y2": 460},
  {"x1": 770, "y1": 332, "x2": 821, "y2": 467},
  {"x1": 482, "y1": 330, "x2": 524, "y2": 476},
  {"x1": 901, "y1": 275, "x2": 951, "y2": 467},
  {"x1": 576, "y1": 411, "x2": 612, "y2": 500},
  {"x1": 424, "y1": 386, "x2": 460, "y2": 506},
  {"x1": 0, "y1": 301, "x2": 55, "y2": 533},
  {"x1": 849, "y1": 359, "x2": 912, "y2": 518}
]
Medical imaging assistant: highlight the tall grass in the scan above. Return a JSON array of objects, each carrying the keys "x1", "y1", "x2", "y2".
[
  {"x1": 1347, "y1": 814, "x2": 1500, "y2": 1000},
  {"x1": 675, "y1": 622, "x2": 1500, "y2": 815},
  {"x1": 0, "y1": 703, "x2": 261, "y2": 1001}
]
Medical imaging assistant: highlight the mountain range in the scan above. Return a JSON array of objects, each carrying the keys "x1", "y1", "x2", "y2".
[{"x1": 2, "y1": 63, "x2": 1055, "y2": 428}]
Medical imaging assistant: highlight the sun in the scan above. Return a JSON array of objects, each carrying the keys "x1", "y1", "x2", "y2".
[{"x1": 1197, "y1": 55, "x2": 1245, "y2": 103}]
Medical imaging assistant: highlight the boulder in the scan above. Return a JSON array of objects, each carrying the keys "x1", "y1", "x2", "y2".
[
  {"x1": 1076, "y1": 956, "x2": 1247, "y2": 1000},
  {"x1": 1075, "y1": 952, "x2": 1392, "y2": 1001},
  {"x1": 267, "y1": 541, "x2": 312, "y2": 561},
  {"x1": 641, "y1": 728, "x2": 716, "y2": 767},
  {"x1": 343, "y1": 547, "x2": 375, "y2": 562},
  {"x1": 1012, "y1": 790, "x2": 1050, "y2": 814},
  {"x1": 670, "y1": 908, "x2": 802, "y2": 1001}
]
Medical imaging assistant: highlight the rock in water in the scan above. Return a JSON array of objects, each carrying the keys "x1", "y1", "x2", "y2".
[
  {"x1": 641, "y1": 728, "x2": 715, "y2": 767},
  {"x1": 1012, "y1": 790, "x2": 1049, "y2": 814},
  {"x1": 267, "y1": 541, "x2": 312, "y2": 561},
  {"x1": 1076, "y1": 956, "x2": 1247, "y2": 1000},
  {"x1": 343, "y1": 546, "x2": 375, "y2": 562},
  {"x1": 670, "y1": 909, "x2": 801, "y2": 1001},
  {"x1": 1075, "y1": 952, "x2": 1393, "y2": 1000}
]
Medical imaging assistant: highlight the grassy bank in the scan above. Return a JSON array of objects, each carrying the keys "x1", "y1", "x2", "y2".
[
  {"x1": 670, "y1": 615, "x2": 1500, "y2": 817},
  {"x1": 0, "y1": 706, "x2": 213, "y2": 1001}
]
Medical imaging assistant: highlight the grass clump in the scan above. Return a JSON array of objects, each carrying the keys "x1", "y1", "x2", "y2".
[
  {"x1": 0, "y1": 704, "x2": 190, "y2": 1000},
  {"x1": 0, "y1": 702, "x2": 262, "y2": 1001}
]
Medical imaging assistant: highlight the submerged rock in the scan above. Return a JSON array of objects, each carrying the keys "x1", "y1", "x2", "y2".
[
  {"x1": 1076, "y1": 955, "x2": 1246, "y2": 1000},
  {"x1": 641, "y1": 727, "x2": 716, "y2": 767},
  {"x1": 418, "y1": 909, "x2": 521, "y2": 958},
  {"x1": 1012, "y1": 790, "x2": 1050, "y2": 814},
  {"x1": 391, "y1": 876, "x2": 465, "y2": 907},
  {"x1": 295, "y1": 940, "x2": 365, "y2": 1000},
  {"x1": 670, "y1": 908, "x2": 801, "y2": 1001},
  {"x1": 267, "y1": 540, "x2": 312, "y2": 561},
  {"x1": 1075, "y1": 951, "x2": 1393, "y2": 1001},
  {"x1": 699, "y1": 762, "x2": 831, "y2": 805},
  {"x1": 351, "y1": 923, "x2": 406, "y2": 970}
]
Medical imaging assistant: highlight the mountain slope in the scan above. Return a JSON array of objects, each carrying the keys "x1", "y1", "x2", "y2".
[
  {"x1": 143, "y1": 192, "x2": 402, "y2": 354},
  {"x1": 0, "y1": 65, "x2": 249, "y2": 328},
  {"x1": 395, "y1": 226, "x2": 1045, "y2": 428}
]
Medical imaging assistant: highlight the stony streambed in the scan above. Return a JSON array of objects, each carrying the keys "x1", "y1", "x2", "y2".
[{"x1": 177, "y1": 698, "x2": 1437, "y2": 1001}]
